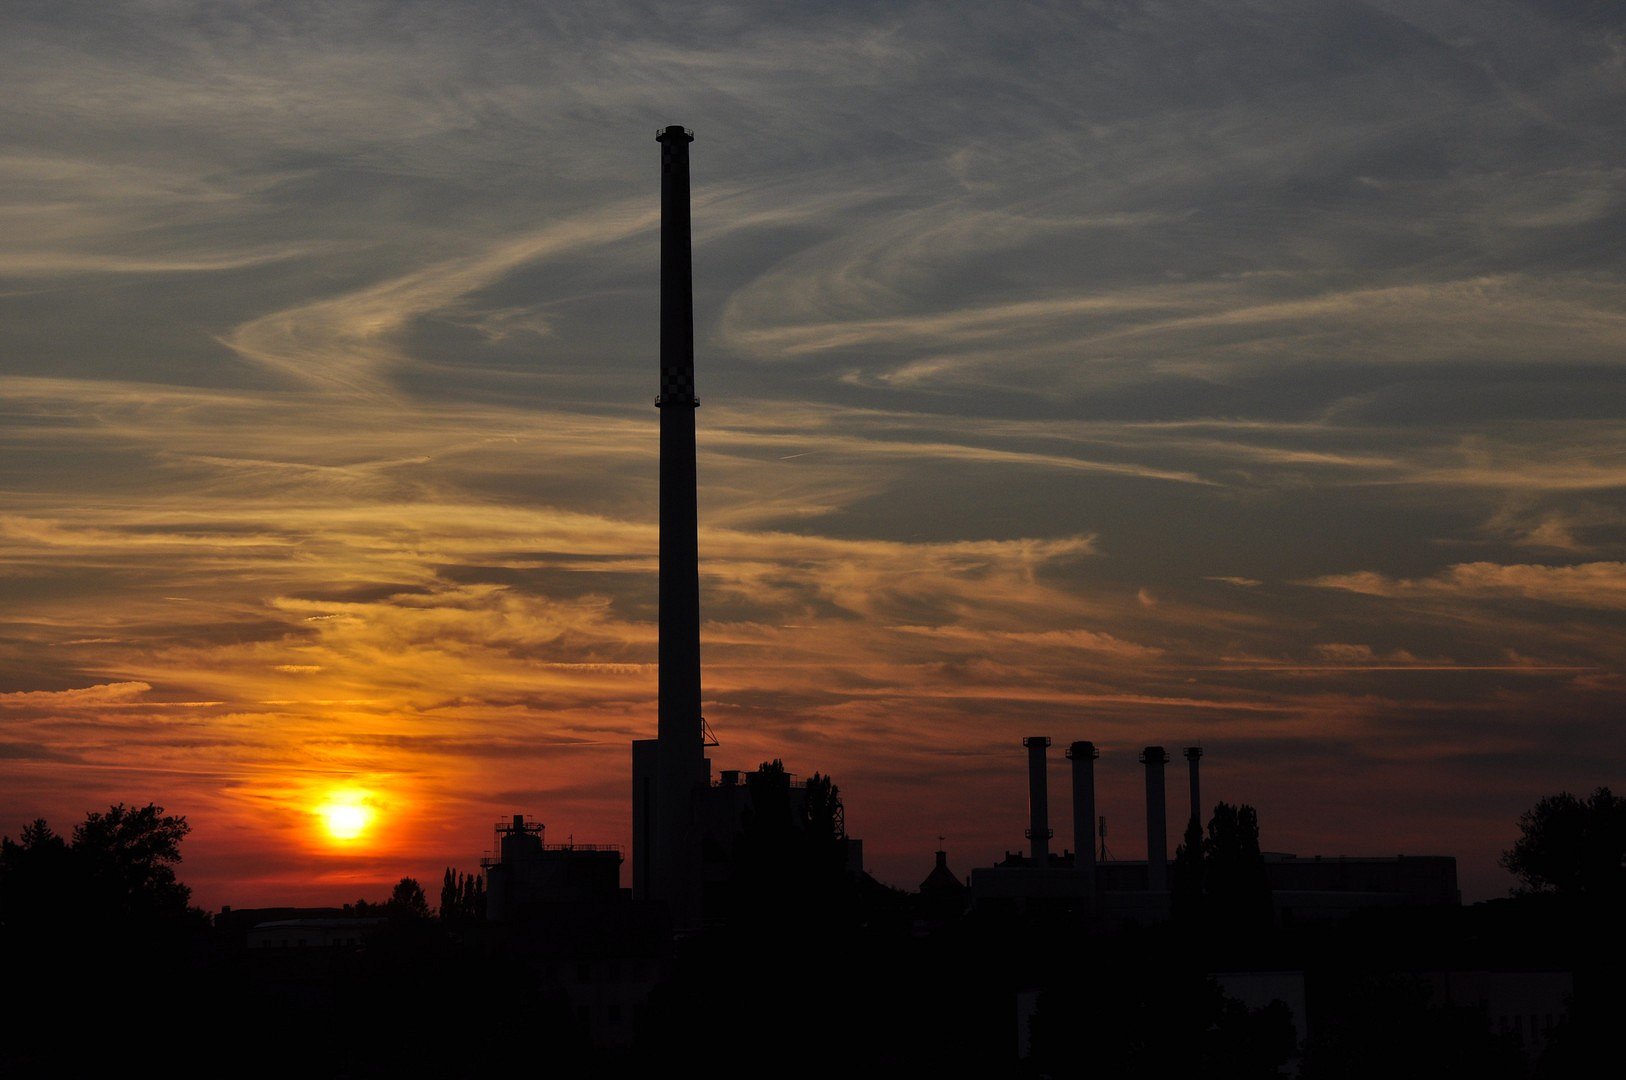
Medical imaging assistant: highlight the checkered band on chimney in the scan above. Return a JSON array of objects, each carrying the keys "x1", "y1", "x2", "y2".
[{"x1": 658, "y1": 365, "x2": 696, "y2": 407}]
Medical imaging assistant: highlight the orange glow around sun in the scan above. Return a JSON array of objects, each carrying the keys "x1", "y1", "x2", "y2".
[{"x1": 315, "y1": 791, "x2": 378, "y2": 844}]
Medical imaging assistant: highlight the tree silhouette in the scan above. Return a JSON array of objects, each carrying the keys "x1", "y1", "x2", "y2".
[
  {"x1": 439, "y1": 867, "x2": 486, "y2": 923},
  {"x1": 2, "y1": 803, "x2": 207, "y2": 1074},
  {"x1": 1173, "y1": 815, "x2": 1205, "y2": 921},
  {"x1": 1170, "y1": 802, "x2": 1271, "y2": 931},
  {"x1": 388, "y1": 876, "x2": 431, "y2": 919},
  {"x1": 1500, "y1": 787, "x2": 1626, "y2": 900},
  {"x1": 0, "y1": 819, "x2": 72, "y2": 931},
  {"x1": 1204, "y1": 802, "x2": 1273, "y2": 933},
  {"x1": 1, "y1": 803, "x2": 194, "y2": 935},
  {"x1": 73, "y1": 802, "x2": 193, "y2": 920},
  {"x1": 801, "y1": 771, "x2": 846, "y2": 876}
]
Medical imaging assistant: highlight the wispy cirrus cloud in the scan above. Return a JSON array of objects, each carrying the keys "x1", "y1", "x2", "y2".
[
  {"x1": 222, "y1": 200, "x2": 661, "y2": 394},
  {"x1": 1306, "y1": 561, "x2": 1626, "y2": 610}
]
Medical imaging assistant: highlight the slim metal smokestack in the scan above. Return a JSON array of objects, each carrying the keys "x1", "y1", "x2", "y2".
[
  {"x1": 1141, "y1": 746, "x2": 1169, "y2": 891},
  {"x1": 654, "y1": 124, "x2": 703, "y2": 930},
  {"x1": 1067, "y1": 741, "x2": 1098, "y2": 897},
  {"x1": 1183, "y1": 746, "x2": 1203, "y2": 838},
  {"x1": 1023, "y1": 737, "x2": 1052, "y2": 865}
]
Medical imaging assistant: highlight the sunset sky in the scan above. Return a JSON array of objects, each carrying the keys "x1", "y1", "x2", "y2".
[{"x1": 3, "y1": 1, "x2": 1623, "y2": 908}]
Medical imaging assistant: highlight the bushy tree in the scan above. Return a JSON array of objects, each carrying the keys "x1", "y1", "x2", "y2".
[
  {"x1": 1, "y1": 805, "x2": 204, "y2": 1074},
  {"x1": 74, "y1": 802, "x2": 193, "y2": 918},
  {"x1": 0, "y1": 803, "x2": 193, "y2": 934},
  {"x1": 388, "y1": 876, "x2": 431, "y2": 920},
  {"x1": 1500, "y1": 787, "x2": 1626, "y2": 900}
]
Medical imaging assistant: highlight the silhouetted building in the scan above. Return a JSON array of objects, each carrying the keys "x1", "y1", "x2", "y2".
[
  {"x1": 633, "y1": 753, "x2": 863, "y2": 920},
  {"x1": 215, "y1": 905, "x2": 384, "y2": 951},
  {"x1": 248, "y1": 917, "x2": 384, "y2": 950},
  {"x1": 477, "y1": 813, "x2": 666, "y2": 1047},
  {"x1": 483, "y1": 814, "x2": 623, "y2": 922},
  {"x1": 920, "y1": 848, "x2": 965, "y2": 895},
  {"x1": 1266, "y1": 853, "x2": 1460, "y2": 922},
  {"x1": 970, "y1": 738, "x2": 1458, "y2": 922},
  {"x1": 918, "y1": 848, "x2": 970, "y2": 925}
]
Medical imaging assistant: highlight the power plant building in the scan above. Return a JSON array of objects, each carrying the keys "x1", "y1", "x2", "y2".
[
  {"x1": 482, "y1": 815, "x2": 623, "y2": 922},
  {"x1": 971, "y1": 738, "x2": 1459, "y2": 922}
]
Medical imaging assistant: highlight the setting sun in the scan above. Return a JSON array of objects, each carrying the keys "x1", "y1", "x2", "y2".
[{"x1": 316, "y1": 794, "x2": 377, "y2": 843}]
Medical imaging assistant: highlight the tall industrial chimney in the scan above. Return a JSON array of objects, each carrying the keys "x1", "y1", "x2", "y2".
[
  {"x1": 1183, "y1": 746, "x2": 1203, "y2": 838},
  {"x1": 1023, "y1": 737, "x2": 1052, "y2": 865},
  {"x1": 654, "y1": 124, "x2": 704, "y2": 930},
  {"x1": 1067, "y1": 741, "x2": 1098, "y2": 896},
  {"x1": 1141, "y1": 746, "x2": 1168, "y2": 891}
]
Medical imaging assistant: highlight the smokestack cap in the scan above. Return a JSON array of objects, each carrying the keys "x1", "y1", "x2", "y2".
[
  {"x1": 1140, "y1": 746, "x2": 1168, "y2": 764},
  {"x1": 1067, "y1": 740, "x2": 1098, "y2": 759},
  {"x1": 1184, "y1": 746, "x2": 1203, "y2": 760},
  {"x1": 1023, "y1": 736, "x2": 1052, "y2": 748},
  {"x1": 657, "y1": 125, "x2": 695, "y2": 142}
]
